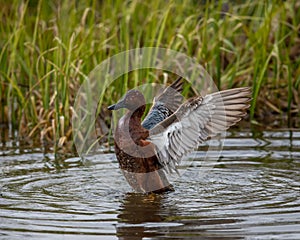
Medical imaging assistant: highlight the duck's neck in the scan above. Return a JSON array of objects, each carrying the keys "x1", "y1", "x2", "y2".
[
  {"x1": 127, "y1": 105, "x2": 145, "y2": 126},
  {"x1": 131, "y1": 105, "x2": 145, "y2": 119},
  {"x1": 128, "y1": 105, "x2": 148, "y2": 142}
]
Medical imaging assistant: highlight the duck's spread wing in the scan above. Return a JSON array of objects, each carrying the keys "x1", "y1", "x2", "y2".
[
  {"x1": 148, "y1": 87, "x2": 252, "y2": 172},
  {"x1": 142, "y1": 77, "x2": 184, "y2": 130}
]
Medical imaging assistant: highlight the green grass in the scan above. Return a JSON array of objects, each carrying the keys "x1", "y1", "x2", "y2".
[{"x1": 0, "y1": 0, "x2": 299, "y2": 151}]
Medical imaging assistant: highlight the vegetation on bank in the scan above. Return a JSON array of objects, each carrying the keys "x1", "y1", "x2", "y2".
[{"x1": 0, "y1": 0, "x2": 299, "y2": 151}]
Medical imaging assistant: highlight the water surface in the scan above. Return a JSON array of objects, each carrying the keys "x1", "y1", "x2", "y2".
[{"x1": 0, "y1": 129, "x2": 300, "y2": 239}]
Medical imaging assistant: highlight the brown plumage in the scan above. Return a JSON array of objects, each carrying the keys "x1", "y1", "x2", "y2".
[{"x1": 108, "y1": 78, "x2": 251, "y2": 193}]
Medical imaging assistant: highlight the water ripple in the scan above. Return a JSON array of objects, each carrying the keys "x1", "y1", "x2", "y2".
[{"x1": 0, "y1": 130, "x2": 300, "y2": 239}]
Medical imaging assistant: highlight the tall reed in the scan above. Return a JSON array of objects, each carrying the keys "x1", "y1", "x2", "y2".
[{"x1": 0, "y1": 0, "x2": 299, "y2": 150}]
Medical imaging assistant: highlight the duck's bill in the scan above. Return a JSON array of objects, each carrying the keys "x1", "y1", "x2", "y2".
[
  {"x1": 108, "y1": 104, "x2": 116, "y2": 110},
  {"x1": 108, "y1": 100, "x2": 125, "y2": 110}
]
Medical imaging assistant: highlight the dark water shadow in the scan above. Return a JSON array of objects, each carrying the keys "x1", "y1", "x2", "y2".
[
  {"x1": 116, "y1": 192, "x2": 244, "y2": 240},
  {"x1": 116, "y1": 193, "x2": 168, "y2": 239}
]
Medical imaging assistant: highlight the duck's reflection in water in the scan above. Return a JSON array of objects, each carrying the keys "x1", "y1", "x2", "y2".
[
  {"x1": 116, "y1": 192, "x2": 174, "y2": 239},
  {"x1": 116, "y1": 191, "x2": 244, "y2": 240}
]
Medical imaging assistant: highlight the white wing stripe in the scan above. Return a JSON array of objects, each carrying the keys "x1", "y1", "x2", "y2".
[{"x1": 149, "y1": 87, "x2": 251, "y2": 172}]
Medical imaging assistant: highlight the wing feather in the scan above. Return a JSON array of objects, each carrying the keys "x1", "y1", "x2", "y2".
[
  {"x1": 149, "y1": 87, "x2": 252, "y2": 172},
  {"x1": 142, "y1": 77, "x2": 184, "y2": 130}
]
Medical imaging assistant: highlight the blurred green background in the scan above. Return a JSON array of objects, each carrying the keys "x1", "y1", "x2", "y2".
[{"x1": 0, "y1": 0, "x2": 299, "y2": 150}]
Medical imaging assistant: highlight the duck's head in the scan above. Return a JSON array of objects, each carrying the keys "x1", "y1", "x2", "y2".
[{"x1": 108, "y1": 89, "x2": 146, "y2": 111}]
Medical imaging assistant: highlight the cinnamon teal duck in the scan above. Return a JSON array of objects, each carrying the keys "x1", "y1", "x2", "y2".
[{"x1": 108, "y1": 77, "x2": 251, "y2": 193}]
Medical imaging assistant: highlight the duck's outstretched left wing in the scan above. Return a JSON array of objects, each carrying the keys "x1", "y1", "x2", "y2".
[
  {"x1": 148, "y1": 87, "x2": 252, "y2": 172},
  {"x1": 142, "y1": 77, "x2": 184, "y2": 130}
]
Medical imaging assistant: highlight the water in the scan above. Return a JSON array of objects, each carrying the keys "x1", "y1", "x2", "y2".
[{"x1": 0, "y1": 130, "x2": 300, "y2": 239}]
